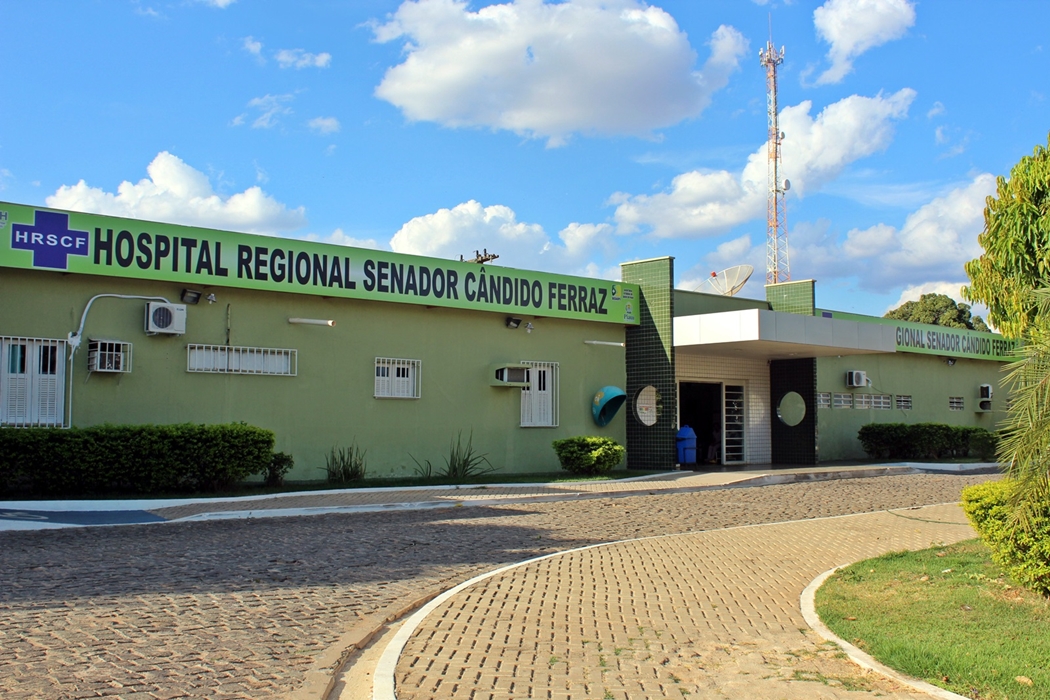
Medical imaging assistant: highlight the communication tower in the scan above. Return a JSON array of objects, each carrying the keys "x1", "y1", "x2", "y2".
[{"x1": 759, "y1": 34, "x2": 790, "y2": 284}]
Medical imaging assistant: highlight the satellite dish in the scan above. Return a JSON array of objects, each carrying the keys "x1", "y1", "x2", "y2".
[
  {"x1": 694, "y1": 264, "x2": 754, "y2": 297},
  {"x1": 782, "y1": 179, "x2": 791, "y2": 191}
]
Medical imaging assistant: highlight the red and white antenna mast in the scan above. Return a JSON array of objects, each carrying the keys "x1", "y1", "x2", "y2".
[{"x1": 759, "y1": 28, "x2": 790, "y2": 285}]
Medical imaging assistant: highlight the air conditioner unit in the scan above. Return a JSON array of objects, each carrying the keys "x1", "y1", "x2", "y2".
[
  {"x1": 845, "y1": 370, "x2": 867, "y2": 388},
  {"x1": 87, "y1": 340, "x2": 132, "y2": 373},
  {"x1": 145, "y1": 302, "x2": 187, "y2": 335},
  {"x1": 489, "y1": 363, "x2": 531, "y2": 388},
  {"x1": 977, "y1": 383, "x2": 994, "y2": 412}
]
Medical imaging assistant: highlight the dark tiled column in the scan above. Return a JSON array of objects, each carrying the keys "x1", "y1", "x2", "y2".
[
  {"x1": 770, "y1": 358, "x2": 817, "y2": 464},
  {"x1": 621, "y1": 258, "x2": 676, "y2": 470}
]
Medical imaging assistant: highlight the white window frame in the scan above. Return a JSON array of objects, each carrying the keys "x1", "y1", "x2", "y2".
[
  {"x1": 187, "y1": 344, "x2": 297, "y2": 376},
  {"x1": 833, "y1": 393, "x2": 853, "y2": 409},
  {"x1": 374, "y1": 357, "x2": 421, "y2": 399},
  {"x1": 816, "y1": 392, "x2": 831, "y2": 409},
  {"x1": 88, "y1": 340, "x2": 132, "y2": 373},
  {"x1": 949, "y1": 396, "x2": 965, "y2": 411},
  {"x1": 520, "y1": 361, "x2": 559, "y2": 427},
  {"x1": 854, "y1": 393, "x2": 873, "y2": 409},
  {"x1": 872, "y1": 394, "x2": 892, "y2": 410},
  {"x1": 896, "y1": 394, "x2": 913, "y2": 410},
  {"x1": 0, "y1": 336, "x2": 68, "y2": 427}
]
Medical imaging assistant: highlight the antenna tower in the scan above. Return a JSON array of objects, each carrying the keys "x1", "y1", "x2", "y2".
[{"x1": 759, "y1": 29, "x2": 789, "y2": 285}]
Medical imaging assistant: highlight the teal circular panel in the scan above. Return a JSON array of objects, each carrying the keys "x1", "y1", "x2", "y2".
[{"x1": 777, "y1": 391, "x2": 806, "y2": 427}]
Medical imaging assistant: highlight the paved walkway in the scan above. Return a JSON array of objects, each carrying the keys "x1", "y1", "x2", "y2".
[
  {"x1": 0, "y1": 469, "x2": 994, "y2": 699},
  {"x1": 355, "y1": 503, "x2": 975, "y2": 700}
]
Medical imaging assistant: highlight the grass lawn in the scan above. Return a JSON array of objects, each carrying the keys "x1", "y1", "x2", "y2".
[{"x1": 816, "y1": 539, "x2": 1050, "y2": 700}]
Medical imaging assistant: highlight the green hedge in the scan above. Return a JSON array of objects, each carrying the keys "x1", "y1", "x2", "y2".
[
  {"x1": 962, "y1": 480, "x2": 1050, "y2": 597},
  {"x1": 0, "y1": 423, "x2": 275, "y2": 497},
  {"x1": 552, "y1": 436, "x2": 625, "y2": 475},
  {"x1": 857, "y1": 423, "x2": 998, "y2": 461}
]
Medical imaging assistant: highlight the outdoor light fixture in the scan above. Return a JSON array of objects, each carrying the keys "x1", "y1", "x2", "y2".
[
  {"x1": 584, "y1": 340, "x2": 625, "y2": 347},
  {"x1": 525, "y1": 322, "x2": 534, "y2": 334},
  {"x1": 506, "y1": 317, "x2": 522, "y2": 329},
  {"x1": 288, "y1": 318, "x2": 335, "y2": 327},
  {"x1": 206, "y1": 293, "x2": 217, "y2": 304},
  {"x1": 180, "y1": 289, "x2": 203, "y2": 305}
]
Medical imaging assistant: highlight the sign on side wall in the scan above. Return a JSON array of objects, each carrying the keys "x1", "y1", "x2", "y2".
[
  {"x1": 0, "y1": 202, "x2": 639, "y2": 326},
  {"x1": 817, "y1": 309, "x2": 1018, "y2": 362}
]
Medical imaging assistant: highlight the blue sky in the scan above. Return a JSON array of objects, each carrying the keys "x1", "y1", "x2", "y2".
[{"x1": 1, "y1": 0, "x2": 1047, "y2": 318}]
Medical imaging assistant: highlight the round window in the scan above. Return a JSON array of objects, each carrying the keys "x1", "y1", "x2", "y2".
[
  {"x1": 634, "y1": 385, "x2": 661, "y2": 427},
  {"x1": 777, "y1": 391, "x2": 806, "y2": 427}
]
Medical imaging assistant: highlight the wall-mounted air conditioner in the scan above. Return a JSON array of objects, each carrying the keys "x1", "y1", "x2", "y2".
[
  {"x1": 845, "y1": 370, "x2": 867, "y2": 388},
  {"x1": 977, "y1": 383, "x2": 994, "y2": 412},
  {"x1": 145, "y1": 302, "x2": 187, "y2": 335},
  {"x1": 489, "y1": 363, "x2": 531, "y2": 388}
]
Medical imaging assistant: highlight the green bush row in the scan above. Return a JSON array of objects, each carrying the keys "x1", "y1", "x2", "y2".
[
  {"x1": 857, "y1": 423, "x2": 998, "y2": 461},
  {"x1": 552, "y1": 436, "x2": 625, "y2": 475},
  {"x1": 0, "y1": 423, "x2": 275, "y2": 497},
  {"x1": 962, "y1": 480, "x2": 1050, "y2": 597}
]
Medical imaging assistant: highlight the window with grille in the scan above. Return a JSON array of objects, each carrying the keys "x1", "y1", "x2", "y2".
[
  {"x1": 0, "y1": 337, "x2": 67, "y2": 427},
  {"x1": 88, "y1": 340, "x2": 132, "y2": 373},
  {"x1": 872, "y1": 394, "x2": 892, "y2": 410},
  {"x1": 816, "y1": 392, "x2": 831, "y2": 409},
  {"x1": 895, "y1": 394, "x2": 912, "y2": 410},
  {"x1": 833, "y1": 393, "x2": 852, "y2": 409},
  {"x1": 187, "y1": 345, "x2": 296, "y2": 376},
  {"x1": 854, "y1": 393, "x2": 873, "y2": 409},
  {"x1": 520, "y1": 361, "x2": 559, "y2": 427},
  {"x1": 949, "y1": 396, "x2": 965, "y2": 411},
  {"x1": 374, "y1": 357, "x2": 420, "y2": 398}
]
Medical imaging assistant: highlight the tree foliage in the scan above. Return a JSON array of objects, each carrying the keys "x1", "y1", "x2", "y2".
[
  {"x1": 884, "y1": 293, "x2": 989, "y2": 332},
  {"x1": 963, "y1": 132, "x2": 1050, "y2": 339}
]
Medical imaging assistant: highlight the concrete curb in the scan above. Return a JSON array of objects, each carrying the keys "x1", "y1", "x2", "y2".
[{"x1": 800, "y1": 567, "x2": 970, "y2": 700}]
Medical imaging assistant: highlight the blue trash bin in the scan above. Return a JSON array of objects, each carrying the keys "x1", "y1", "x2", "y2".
[{"x1": 676, "y1": 426, "x2": 697, "y2": 465}]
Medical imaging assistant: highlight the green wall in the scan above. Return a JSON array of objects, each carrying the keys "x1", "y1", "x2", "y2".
[
  {"x1": 673, "y1": 289, "x2": 770, "y2": 317},
  {"x1": 816, "y1": 353, "x2": 1006, "y2": 461},
  {"x1": 0, "y1": 268, "x2": 628, "y2": 480}
]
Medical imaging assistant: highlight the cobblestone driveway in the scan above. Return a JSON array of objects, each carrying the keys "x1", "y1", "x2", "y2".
[{"x1": 0, "y1": 473, "x2": 991, "y2": 699}]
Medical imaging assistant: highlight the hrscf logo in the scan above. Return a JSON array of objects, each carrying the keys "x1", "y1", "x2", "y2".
[
  {"x1": 11, "y1": 210, "x2": 89, "y2": 270},
  {"x1": 623, "y1": 302, "x2": 635, "y2": 322}
]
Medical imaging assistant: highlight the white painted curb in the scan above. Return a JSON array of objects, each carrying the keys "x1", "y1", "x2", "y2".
[{"x1": 801, "y1": 567, "x2": 970, "y2": 700}]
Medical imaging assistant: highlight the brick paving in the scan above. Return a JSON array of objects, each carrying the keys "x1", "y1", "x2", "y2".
[
  {"x1": 393, "y1": 504, "x2": 974, "y2": 699},
  {"x1": 0, "y1": 473, "x2": 992, "y2": 699}
]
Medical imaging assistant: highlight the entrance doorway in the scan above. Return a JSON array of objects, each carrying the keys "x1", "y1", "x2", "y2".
[{"x1": 679, "y1": 382, "x2": 722, "y2": 466}]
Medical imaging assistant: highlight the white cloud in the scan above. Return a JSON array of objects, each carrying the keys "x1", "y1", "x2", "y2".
[
  {"x1": 372, "y1": 0, "x2": 747, "y2": 146},
  {"x1": 243, "y1": 36, "x2": 264, "y2": 60},
  {"x1": 890, "y1": 281, "x2": 966, "y2": 310},
  {"x1": 275, "y1": 49, "x2": 332, "y2": 69},
  {"x1": 926, "y1": 101, "x2": 945, "y2": 119},
  {"x1": 389, "y1": 200, "x2": 615, "y2": 274},
  {"x1": 243, "y1": 93, "x2": 294, "y2": 129},
  {"x1": 45, "y1": 151, "x2": 306, "y2": 235},
  {"x1": 200, "y1": 0, "x2": 235, "y2": 7},
  {"x1": 302, "y1": 229, "x2": 381, "y2": 250},
  {"x1": 612, "y1": 88, "x2": 915, "y2": 238},
  {"x1": 813, "y1": 0, "x2": 915, "y2": 85},
  {"x1": 308, "y1": 116, "x2": 341, "y2": 134}
]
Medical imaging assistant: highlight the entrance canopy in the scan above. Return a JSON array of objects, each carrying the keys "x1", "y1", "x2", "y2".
[{"x1": 674, "y1": 309, "x2": 897, "y2": 360}]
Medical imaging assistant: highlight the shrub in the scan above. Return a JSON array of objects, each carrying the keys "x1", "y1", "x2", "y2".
[
  {"x1": 962, "y1": 480, "x2": 1050, "y2": 597},
  {"x1": 267, "y1": 452, "x2": 295, "y2": 487},
  {"x1": 324, "y1": 442, "x2": 367, "y2": 483},
  {"x1": 0, "y1": 423, "x2": 274, "y2": 497},
  {"x1": 411, "y1": 431, "x2": 494, "y2": 481},
  {"x1": 552, "y1": 436, "x2": 625, "y2": 475},
  {"x1": 857, "y1": 423, "x2": 999, "y2": 461}
]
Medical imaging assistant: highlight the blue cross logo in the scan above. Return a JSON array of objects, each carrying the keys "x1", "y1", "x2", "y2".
[{"x1": 11, "y1": 210, "x2": 89, "y2": 270}]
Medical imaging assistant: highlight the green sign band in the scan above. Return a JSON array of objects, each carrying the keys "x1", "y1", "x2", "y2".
[
  {"x1": 818, "y1": 309, "x2": 1018, "y2": 362},
  {"x1": 0, "y1": 202, "x2": 639, "y2": 325}
]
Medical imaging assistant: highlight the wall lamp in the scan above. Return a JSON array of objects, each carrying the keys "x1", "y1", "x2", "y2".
[
  {"x1": 506, "y1": 317, "x2": 522, "y2": 329},
  {"x1": 584, "y1": 340, "x2": 625, "y2": 347},
  {"x1": 289, "y1": 318, "x2": 335, "y2": 327},
  {"x1": 180, "y1": 289, "x2": 203, "y2": 304},
  {"x1": 525, "y1": 322, "x2": 534, "y2": 334}
]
